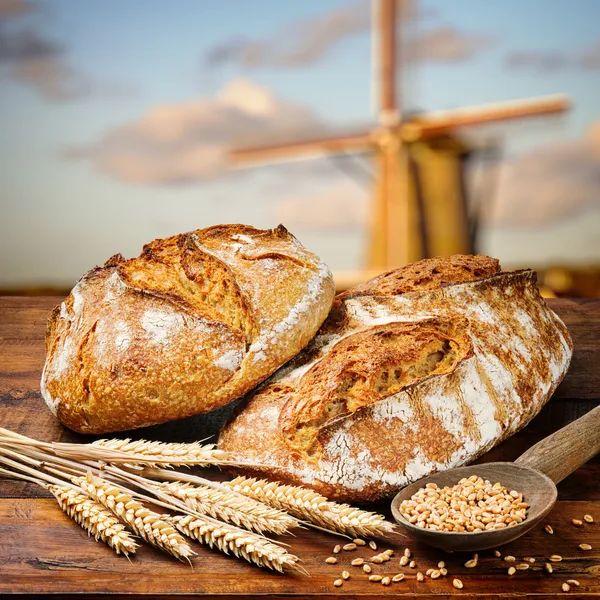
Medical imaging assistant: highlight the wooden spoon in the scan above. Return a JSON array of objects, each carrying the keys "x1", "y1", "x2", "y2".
[{"x1": 391, "y1": 404, "x2": 600, "y2": 551}]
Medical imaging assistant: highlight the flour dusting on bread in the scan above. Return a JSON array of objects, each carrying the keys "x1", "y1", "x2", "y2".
[
  {"x1": 249, "y1": 261, "x2": 331, "y2": 363},
  {"x1": 141, "y1": 310, "x2": 186, "y2": 345}
]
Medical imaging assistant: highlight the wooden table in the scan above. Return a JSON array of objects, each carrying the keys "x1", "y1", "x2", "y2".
[{"x1": 1, "y1": 296, "x2": 599, "y2": 598}]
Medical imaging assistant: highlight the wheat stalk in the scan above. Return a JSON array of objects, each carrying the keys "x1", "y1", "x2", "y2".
[
  {"x1": 90, "y1": 438, "x2": 228, "y2": 467},
  {"x1": 49, "y1": 484, "x2": 138, "y2": 556},
  {"x1": 225, "y1": 476, "x2": 395, "y2": 539},
  {"x1": 171, "y1": 514, "x2": 301, "y2": 573},
  {"x1": 75, "y1": 473, "x2": 195, "y2": 562},
  {"x1": 153, "y1": 480, "x2": 298, "y2": 535}
]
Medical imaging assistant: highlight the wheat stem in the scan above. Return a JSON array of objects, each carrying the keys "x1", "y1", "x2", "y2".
[
  {"x1": 91, "y1": 438, "x2": 227, "y2": 466},
  {"x1": 153, "y1": 480, "x2": 298, "y2": 535},
  {"x1": 49, "y1": 484, "x2": 139, "y2": 556},
  {"x1": 105, "y1": 466, "x2": 292, "y2": 547},
  {"x1": 0, "y1": 460, "x2": 138, "y2": 557},
  {"x1": 0, "y1": 448, "x2": 72, "y2": 487},
  {"x1": 171, "y1": 514, "x2": 301, "y2": 573},
  {"x1": 224, "y1": 476, "x2": 395, "y2": 539},
  {"x1": 0, "y1": 466, "x2": 50, "y2": 487},
  {"x1": 75, "y1": 472, "x2": 195, "y2": 562}
]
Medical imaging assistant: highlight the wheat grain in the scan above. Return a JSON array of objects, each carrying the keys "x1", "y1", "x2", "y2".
[
  {"x1": 90, "y1": 438, "x2": 227, "y2": 466},
  {"x1": 225, "y1": 475, "x2": 394, "y2": 538},
  {"x1": 399, "y1": 477, "x2": 528, "y2": 532},
  {"x1": 75, "y1": 473, "x2": 194, "y2": 561},
  {"x1": 155, "y1": 480, "x2": 297, "y2": 535},
  {"x1": 49, "y1": 485, "x2": 138, "y2": 556},
  {"x1": 172, "y1": 514, "x2": 299, "y2": 572}
]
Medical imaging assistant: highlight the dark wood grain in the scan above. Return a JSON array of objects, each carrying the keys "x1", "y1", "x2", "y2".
[
  {"x1": 1, "y1": 296, "x2": 600, "y2": 597},
  {"x1": 516, "y1": 404, "x2": 600, "y2": 484},
  {"x1": 2, "y1": 497, "x2": 600, "y2": 596}
]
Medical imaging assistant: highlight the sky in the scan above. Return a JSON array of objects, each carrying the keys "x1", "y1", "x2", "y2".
[{"x1": 1, "y1": 0, "x2": 599, "y2": 288}]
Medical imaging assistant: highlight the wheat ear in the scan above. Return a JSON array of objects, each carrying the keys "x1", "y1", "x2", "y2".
[
  {"x1": 49, "y1": 484, "x2": 138, "y2": 556},
  {"x1": 91, "y1": 438, "x2": 227, "y2": 466},
  {"x1": 155, "y1": 481, "x2": 298, "y2": 535},
  {"x1": 225, "y1": 476, "x2": 395, "y2": 538},
  {"x1": 171, "y1": 514, "x2": 300, "y2": 573},
  {"x1": 75, "y1": 473, "x2": 195, "y2": 562}
]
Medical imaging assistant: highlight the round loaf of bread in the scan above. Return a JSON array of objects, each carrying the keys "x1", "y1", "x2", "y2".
[
  {"x1": 41, "y1": 224, "x2": 335, "y2": 433},
  {"x1": 219, "y1": 255, "x2": 573, "y2": 502}
]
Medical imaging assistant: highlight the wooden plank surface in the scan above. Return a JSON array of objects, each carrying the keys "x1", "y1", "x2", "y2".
[{"x1": 0, "y1": 296, "x2": 599, "y2": 597}]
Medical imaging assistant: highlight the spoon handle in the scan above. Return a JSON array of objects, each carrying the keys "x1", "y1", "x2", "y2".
[{"x1": 515, "y1": 404, "x2": 600, "y2": 484}]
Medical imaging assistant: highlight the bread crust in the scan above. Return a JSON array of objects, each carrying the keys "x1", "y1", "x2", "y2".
[
  {"x1": 219, "y1": 257, "x2": 573, "y2": 503},
  {"x1": 41, "y1": 224, "x2": 335, "y2": 433}
]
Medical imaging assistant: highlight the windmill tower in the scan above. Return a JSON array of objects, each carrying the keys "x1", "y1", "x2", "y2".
[{"x1": 229, "y1": 0, "x2": 569, "y2": 278}]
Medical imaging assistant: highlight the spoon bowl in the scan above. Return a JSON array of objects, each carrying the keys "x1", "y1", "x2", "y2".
[{"x1": 391, "y1": 462, "x2": 557, "y2": 552}]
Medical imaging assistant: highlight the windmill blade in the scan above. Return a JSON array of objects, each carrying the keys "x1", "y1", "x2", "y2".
[
  {"x1": 373, "y1": 0, "x2": 400, "y2": 126},
  {"x1": 228, "y1": 131, "x2": 373, "y2": 168},
  {"x1": 401, "y1": 95, "x2": 570, "y2": 141}
]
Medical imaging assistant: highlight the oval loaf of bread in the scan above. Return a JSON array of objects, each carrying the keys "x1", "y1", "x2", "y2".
[
  {"x1": 219, "y1": 255, "x2": 573, "y2": 502},
  {"x1": 41, "y1": 224, "x2": 335, "y2": 433}
]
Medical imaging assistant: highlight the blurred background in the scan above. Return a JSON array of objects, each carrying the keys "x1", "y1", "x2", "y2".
[{"x1": 1, "y1": 0, "x2": 599, "y2": 296}]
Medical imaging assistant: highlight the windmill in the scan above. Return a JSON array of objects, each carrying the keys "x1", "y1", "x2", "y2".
[{"x1": 228, "y1": 0, "x2": 569, "y2": 281}]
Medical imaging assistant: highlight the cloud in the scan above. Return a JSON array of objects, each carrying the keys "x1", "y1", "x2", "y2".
[
  {"x1": 0, "y1": 0, "x2": 32, "y2": 18},
  {"x1": 64, "y1": 79, "x2": 326, "y2": 185},
  {"x1": 581, "y1": 41, "x2": 600, "y2": 69},
  {"x1": 203, "y1": 0, "x2": 489, "y2": 70},
  {"x1": 406, "y1": 26, "x2": 495, "y2": 63},
  {"x1": 483, "y1": 120, "x2": 600, "y2": 227},
  {"x1": 205, "y1": 0, "x2": 371, "y2": 69},
  {"x1": 0, "y1": 0, "x2": 89, "y2": 101},
  {"x1": 274, "y1": 182, "x2": 367, "y2": 230},
  {"x1": 505, "y1": 39, "x2": 600, "y2": 72}
]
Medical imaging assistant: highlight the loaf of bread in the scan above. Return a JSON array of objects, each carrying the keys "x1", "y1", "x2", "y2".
[
  {"x1": 41, "y1": 224, "x2": 335, "y2": 434},
  {"x1": 219, "y1": 255, "x2": 573, "y2": 502}
]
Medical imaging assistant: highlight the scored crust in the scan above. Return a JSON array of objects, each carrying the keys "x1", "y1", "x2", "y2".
[
  {"x1": 279, "y1": 317, "x2": 474, "y2": 458},
  {"x1": 41, "y1": 224, "x2": 335, "y2": 433},
  {"x1": 218, "y1": 255, "x2": 573, "y2": 502}
]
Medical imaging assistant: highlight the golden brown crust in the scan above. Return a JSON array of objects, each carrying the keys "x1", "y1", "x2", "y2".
[
  {"x1": 219, "y1": 257, "x2": 573, "y2": 503},
  {"x1": 279, "y1": 318, "x2": 473, "y2": 459},
  {"x1": 41, "y1": 224, "x2": 335, "y2": 433},
  {"x1": 340, "y1": 254, "x2": 500, "y2": 299}
]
